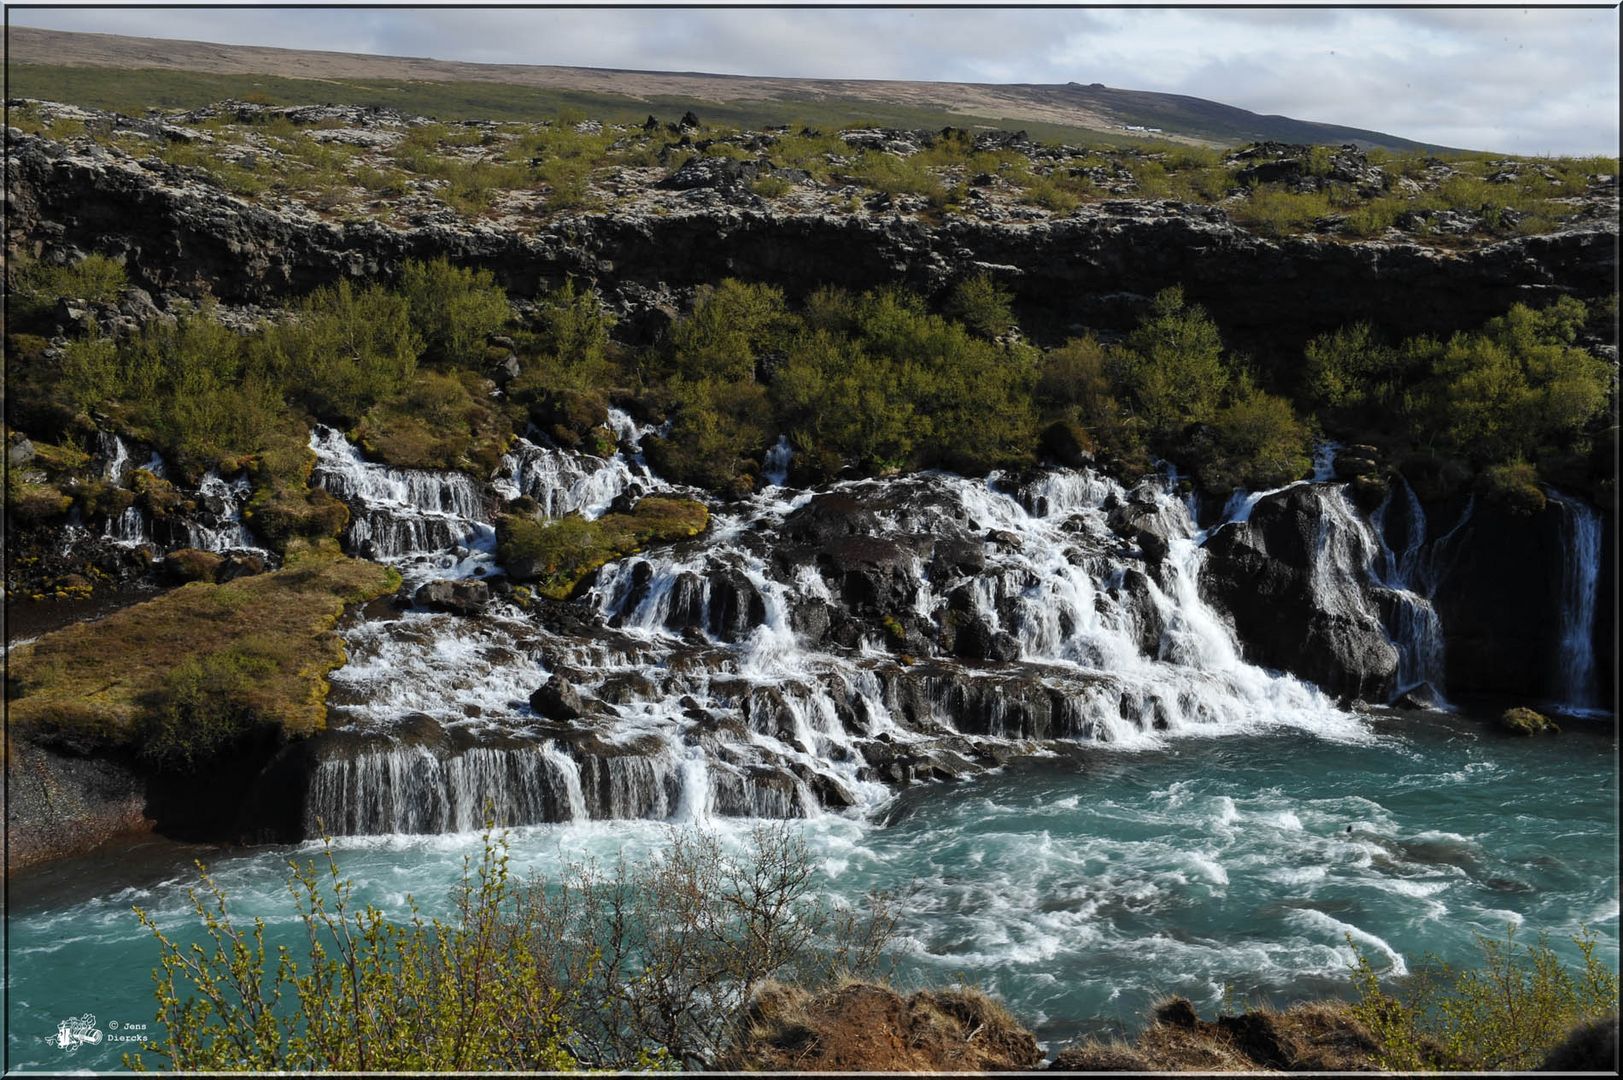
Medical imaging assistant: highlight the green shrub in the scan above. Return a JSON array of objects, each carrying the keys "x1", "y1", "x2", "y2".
[
  {"x1": 352, "y1": 369, "x2": 511, "y2": 472},
  {"x1": 1117, "y1": 287, "x2": 1229, "y2": 435},
  {"x1": 646, "y1": 378, "x2": 774, "y2": 492},
  {"x1": 534, "y1": 277, "x2": 615, "y2": 379},
  {"x1": 137, "y1": 649, "x2": 275, "y2": 770},
  {"x1": 1195, "y1": 385, "x2": 1314, "y2": 493},
  {"x1": 1303, "y1": 322, "x2": 1409, "y2": 409},
  {"x1": 1348, "y1": 924, "x2": 1618, "y2": 1071},
  {"x1": 1230, "y1": 185, "x2": 1332, "y2": 236},
  {"x1": 259, "y1": 281, "x2": 422, "y2": 425},
  {"x1": 1477, "y1": 460, "x2": 1547, "y2": 515},
  {"x1": 399, "y1": 258, "x2": 511, "y2": 366},
  {"x1": 669, "y1": 279, "x2": 790, "y2": 382},
  {"x1": 946, "y1": 273, "x2": 1017, "y2": 338},
  {"x1": 751, "y1": 175, "x2": 792, "y2": 198}
]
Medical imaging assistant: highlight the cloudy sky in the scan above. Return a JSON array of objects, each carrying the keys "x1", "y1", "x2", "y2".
[{"x1": 11, "y1": 4, "x2": 1619, "y2": 154}]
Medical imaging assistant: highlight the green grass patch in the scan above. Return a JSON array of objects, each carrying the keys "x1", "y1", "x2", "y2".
[
  {"x1": 497, "y1": 496, "x2": 709, "y2": 600},
  {"x1": 6, "y1": 554, "x2": 401, "y2": 758}
]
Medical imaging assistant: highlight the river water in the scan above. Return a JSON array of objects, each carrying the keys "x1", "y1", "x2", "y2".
[{"x1": 7, "y1": 710, "x2": 1615, "y2": 1070}]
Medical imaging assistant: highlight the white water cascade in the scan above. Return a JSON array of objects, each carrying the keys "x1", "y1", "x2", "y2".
[
  {"x1": 303, "y1": 423, "x2": 1389, "y2": 837},
  {"x1": 309, "y1": 426, "x2": 495, "y2": 580},
  {"x1": 1369, "y1": 482, "x2": 1475, "y2": 705},
  {"x1": 1550, "y1": 492, "x2": 1603, "y2": 713}
]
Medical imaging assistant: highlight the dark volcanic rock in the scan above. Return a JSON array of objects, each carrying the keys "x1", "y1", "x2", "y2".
[
  {"x1": 1202, "y1": 485, "x2": 1399, "y2": 700},
  {"x1": 529, "y1": 675, "x2": 586, "y2": 721},
  {"x1": 414, "y1": 579, "x2": 491, "y2": 615},
  {"x1": 7, "y1": 131, "x2": 1613, "y2": 355}
]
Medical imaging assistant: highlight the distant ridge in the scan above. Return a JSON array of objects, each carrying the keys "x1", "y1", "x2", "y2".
[{"x1": 5, "y1": 25, "x2": 1449, "y2": 150}]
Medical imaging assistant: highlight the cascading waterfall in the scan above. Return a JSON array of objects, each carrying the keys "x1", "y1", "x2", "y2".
[
  {"x1": 309, "y1": 426, "x2": 494, "y2": 577},
  {"x1": 1368, "y1": 481, "x2": 1473, "y2": 705},
  {"x1": 492, "y1": 436, "x2": 640, "y2": 519},
  {"x1": 184, "y1": 472, "x2": 264, "y2": 552},
  {"x1": 762, "y1": 436, "x2": 793, "y2": 487},
  {"x1": 308, "y1": 433, "x2": 1383, "y2": 837},
  {"x1": 1550, "y1": 492, "x2": 1602, "y2": 712}
]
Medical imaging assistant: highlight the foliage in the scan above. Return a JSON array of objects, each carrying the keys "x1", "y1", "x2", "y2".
[
  {"x1": 1195, "y1": 383, "x2": 1315, "y2": 491},
  {"x1": 8, "y1": 252, "x2": 127, "y2": 326},
  {"x1": 130, "y1": 834, "x2": 576, "y2": 1071},
  {"x1": 1347, "y1": 924, "x2": 1619, "y2": 1071},
  {"x1": 352, "y1": 369, "x2": 510, "y2": 472},
  {"x1": 1229, "y1": 185, "x2": 1332, "y2": 236},
  {"x1": 399, "y1": 258, "x2": 511, "y2": 366},
  {"x1": 131, "y1": 825, "x2": 897, "y2": 1071},
  {"x1": 668, "y1": 280, "x2": 790, "y2": 382},
  {"x1": 1117, "y1": 286, "x2": 1230, "y2": 434},
  {"x1": 646, "y1": 378, "x2": 774, "y2": 492},
  {"x1": 139, "y1": 650, "x2": 277, "y2": 770},
  {"x1": 257, "y1": 281, "x2": 422, "y2": 426},
  {"x1": 946, "y1": 273, "x2": 1016, "y2": 338},
  {"x1": 532, "y1": 277, "x2": 616, "y2": 384},
  {"x1": 1413, "y1": 297, "x2": 1612, "y2": 464}
]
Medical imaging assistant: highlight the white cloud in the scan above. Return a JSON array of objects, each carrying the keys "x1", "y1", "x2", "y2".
[{"x1": 9, "y1": 5, "x2": 1617, "y2": 153}]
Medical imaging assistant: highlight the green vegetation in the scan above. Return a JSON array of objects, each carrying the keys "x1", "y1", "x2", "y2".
[
  {"x1": 132, "y1": 826, "x2": 899, "y2": 1070},
  {"x1": 6, "y1": 553, "x2": 401, "y2": 757},
  {"x1": 1301, "y1": 296, "x2": 1614, "y2": 494},
  {"x1": 1349, "y1": 924, "x2": 1617, "y2": 1070},
  {"x1": 497, "y1": 496, "x2": 710, "y2": 599}
]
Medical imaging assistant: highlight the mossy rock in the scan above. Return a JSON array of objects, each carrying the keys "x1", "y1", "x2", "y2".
[
  {"x1": 244, "y1": 484, "x2": 350, "y2": 552},
  {"x1": 5, "y1": 478, "x2": 74, "y2": 524},
  {"x1": 132, "y1": 468, "x2": 185, "y2": 517},
  {"x1": 351, "y1": 369, "x2": 513, "y2": 473},
  {"x1": 528, "y1": 388, "x2": 611, "y2": 454},
  {"x1": 497, "y1": 495, "x2": 709, "y2": 599},
  {"x1": 163, "y1": 547, "x2": 225, "y2": 583},
  {"x1": 1500, "y1": 707, "x2": 1559, "y2": 736}
]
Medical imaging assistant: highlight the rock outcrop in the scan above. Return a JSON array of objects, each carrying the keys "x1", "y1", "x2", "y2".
[
  {"x1": 729, "y1": 981, "x2": 1042, "y2": 1071},
  {"x1": 6, "y1": 124, "x2": 1614, "y2": 356},
  {"x1": 1202, "y1": 485, "x2": 1400, "y2": 700}
]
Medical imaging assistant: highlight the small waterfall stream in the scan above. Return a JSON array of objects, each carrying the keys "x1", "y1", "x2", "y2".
[
  {"x1": 1369, "y1": 481, "x2": 1474, "y2": 706},
  {"x1": 1550, "y1": 492, "x2": 1603, "y2": 713}
]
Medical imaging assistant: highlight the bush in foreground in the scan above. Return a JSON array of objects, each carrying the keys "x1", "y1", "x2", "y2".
[{"x1": 129, "y1": 825, "x2": 906, "y2": 1071}]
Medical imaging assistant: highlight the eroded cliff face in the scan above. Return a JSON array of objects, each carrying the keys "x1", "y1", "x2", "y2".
[{"x1": 6, "y1": 121, "x2": 1616, "y2": 354}]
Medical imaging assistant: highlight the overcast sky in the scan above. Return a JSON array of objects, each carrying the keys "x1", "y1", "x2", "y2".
[{"x1": 10, "y1": 4, "x2": 1619, "y2": 154}]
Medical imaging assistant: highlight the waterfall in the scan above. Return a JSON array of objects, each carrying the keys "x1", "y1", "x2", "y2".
[
  {"x1": 762, "y1": 436, "x2": 793, "y2": 487},
  {"x1": 98, "y1": 431, "x2": 130, "y2": 483},
  {"x1": 493, "y1": 437, "x2": 638, "y2": 519},
  {"x1": 309, "y1": 427, "x2": 494, "y2": 577},
  {"x1": 1368, "y1": 481, "x2": 1472, "y2": 706},
  {"x1": 184, "y1": 472, "x2": 264, "y2": 553},
  {"x1": 103, "y1": 506, "x2": 148, "y2": 545},
  {"x1": 1550, "y1": 492, "x2": 1602, "y2": 712},
  {"x1": 307, "y1": 457, "x2": 1381, "y2": 838}
]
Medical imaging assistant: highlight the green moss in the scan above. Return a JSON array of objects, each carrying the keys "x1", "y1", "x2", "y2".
[
  {"x1": 1500, "y1": 707, "x2": 1559, "y2": 736},
  {"x1": 244, "y1": 483, "x2": 350, "y2": 553},
  {"x1": 6, "y1": 555, "x2": 401, "y2": 753},
  {"x1": 163, "y1": 547, "x2": 225, "y2": 583},
  {"x1": 352, "y1": 369, "x2": 512, "y2": 472},
  {"x1": 497, "y1": 496, "x2": 709, "y2": 599},
  {"x1": 4, "y1": 477, "x2": 75, "y2": 524}
]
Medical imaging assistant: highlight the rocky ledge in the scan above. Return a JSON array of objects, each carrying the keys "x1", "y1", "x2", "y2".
[{"x1": 6, "y1": 101, "x2": 1616, "y2": 355}]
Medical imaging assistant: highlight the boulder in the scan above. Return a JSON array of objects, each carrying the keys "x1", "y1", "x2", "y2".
[
  {"x1": 529, "y1": 675, "x2": 585, "y2": 722},
  {"x1": 1499, "y1": 707, "x2": 1559, "y2": 736},
  {"x1": 163, "y1": 547, "x2": 224, "y2": 583},
  {"x1": 1202, "y1": 485, "x2": 1398, "y2": 700},
  {"x1": 414, "y1": 579, "x2": 491, "y2": 615}
]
